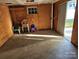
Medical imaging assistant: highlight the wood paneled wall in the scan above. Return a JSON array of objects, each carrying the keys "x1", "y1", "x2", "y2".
[
  {"x1": 0, "y1": 4, "x2": 13, "y2": 47},
  {"x1": 9, "y1": 4, "x2": 51, "y2": 30},
  {"x1": 38, "y1": 4, "x2": 51, "y2": 30}
]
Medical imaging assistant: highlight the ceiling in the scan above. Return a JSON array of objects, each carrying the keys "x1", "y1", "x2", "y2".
[{"x1": 0, "y1": 0, "x2": 59, "y2": 4}]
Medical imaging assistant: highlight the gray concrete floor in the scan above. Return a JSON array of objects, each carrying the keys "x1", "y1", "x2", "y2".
[
  {"x1": 0, "y1": 30, "x2": 78, "y2": 59},
  {"x1": 64, "y1": 28, "x2": 73, "y2": 41}
]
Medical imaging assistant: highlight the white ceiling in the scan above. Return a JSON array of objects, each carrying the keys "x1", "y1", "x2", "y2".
[{"x1": 0, "y1": 0, "x2": 59, "y2": 4}]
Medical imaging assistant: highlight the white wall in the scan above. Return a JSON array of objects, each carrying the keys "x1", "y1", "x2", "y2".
[
  {"x1": 51, "y1": 1, "x2": 53, "y2": 30},
  {"x1": 0, "y1": 0, "x2": 15, "y2": 3},
  {"x1": 57, "y1": 3, "x2": 66, "y2": 35},
  {"x1": 35, "y1": 0, "x2": 52, "y2": 3},
  {"x1": 0, "y1": 0, "x2": 59, "y2": 4}
]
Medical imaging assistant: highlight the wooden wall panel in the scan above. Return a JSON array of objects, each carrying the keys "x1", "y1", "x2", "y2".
[
  {"x1": 38, "y1": 4, "x2": 51, "y2": 30},
  {"x1": 53, "y1": 2, "x2": 58, "y2": 31},
  {"x1": 0, "y1": 4, "x2": 13, "y2": 47}
]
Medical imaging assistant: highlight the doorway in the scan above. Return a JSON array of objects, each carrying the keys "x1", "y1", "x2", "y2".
[{"x1": 64, "y1": 0, "x2": 76, "y2": 41}]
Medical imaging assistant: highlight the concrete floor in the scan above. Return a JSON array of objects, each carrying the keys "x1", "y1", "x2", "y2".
[
  {"x1": 0, "y1": 30, "x2": 78, "y2": 59},
  {"x1": 64, "y1": 28, "x2": 73, "y2": 41}
]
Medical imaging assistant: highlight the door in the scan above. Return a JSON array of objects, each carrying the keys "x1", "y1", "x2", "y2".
[
  {"x1": 53, "y1": 3, "x2": 59, "y2": 32},
  {"x1": 71, "y1": 0, "x2": 78, "y2": 46}
]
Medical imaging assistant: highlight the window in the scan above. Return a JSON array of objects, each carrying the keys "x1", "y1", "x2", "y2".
[{"x1": 27, "y1": 7, "x2": 38, "y2": 14}]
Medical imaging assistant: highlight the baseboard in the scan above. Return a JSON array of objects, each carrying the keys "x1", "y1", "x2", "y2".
[
  {"x1": 37, "y1": 28, "x2": 51, "y2": 31},
  {"x1": 71, "y1": 41, "x2": 78, "y2": 48}
]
